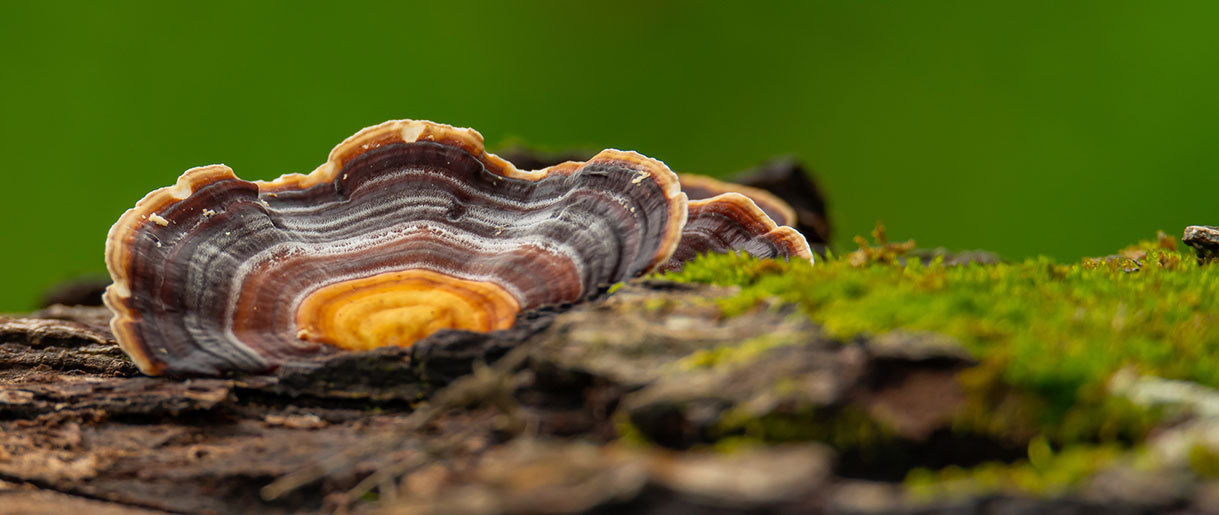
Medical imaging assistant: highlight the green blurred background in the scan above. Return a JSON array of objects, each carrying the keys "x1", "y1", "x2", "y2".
[{"x1": 3, "y1": 1, "x2": 1218, "y2": 311}]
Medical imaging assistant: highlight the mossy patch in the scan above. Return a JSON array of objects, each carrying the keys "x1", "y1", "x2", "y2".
[
  {"x1": 905, "y1": 440, "x2": 1126, "y2": 500},
  {"x1": 1189, "y1": 443, "x2": 1219, "y2": 478},
  {"x1": 676, "y1": 333, "x2": 802, "y2": 371},
  {"x1": 713, "y1": 404, "x2": 893, "y2": 454},
  {"x1": 657, "y1": 228, "x2": 1219, "y2": 494},
  {"x1": 659, "y1": 231, "x2": 1216, "y2": 441}
]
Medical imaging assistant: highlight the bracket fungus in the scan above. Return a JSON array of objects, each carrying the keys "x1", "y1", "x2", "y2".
[
  {"x1": 659, "y1": 175, "x2": 812, "y2": 273},
  {"x1": 104, "y1": 120, "x2": 810, "y2": 376},
  {"x1": 678, "y1": 173, "x2": 797, "y2": 227}
]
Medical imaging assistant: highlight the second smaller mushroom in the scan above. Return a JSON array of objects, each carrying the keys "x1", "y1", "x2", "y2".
[{"x1": 658, "y1": 174, "x2": 812, "y2": 273}]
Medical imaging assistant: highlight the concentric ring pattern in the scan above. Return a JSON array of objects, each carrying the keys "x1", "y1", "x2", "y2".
[{"x1": 104, "y1": 120, "x2": 688, "y2": 375}]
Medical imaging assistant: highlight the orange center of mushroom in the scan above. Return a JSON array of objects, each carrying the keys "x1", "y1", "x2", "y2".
[{"x1": 294, "y1": 269, "x2": 520, "y2": 351}]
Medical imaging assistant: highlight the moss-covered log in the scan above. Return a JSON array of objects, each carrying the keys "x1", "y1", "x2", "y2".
[{"x1": 2, "y1": 231, "x2": 1219, "y2": 513}]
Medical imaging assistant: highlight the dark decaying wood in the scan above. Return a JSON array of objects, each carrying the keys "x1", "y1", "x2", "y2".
[{"x1": 1, "y1": 282, "x2": 1207, "y2": 514}]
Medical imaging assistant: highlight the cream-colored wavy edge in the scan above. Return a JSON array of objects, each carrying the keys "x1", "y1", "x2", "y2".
[
  {"x1": 677, "y1": 173, "x2": 799, "y2": 228},
  {"x1": 104, "y1": 119, "x2": 689, "y2": 375},
  {"x1": 682, "y1": 192, "x2": 813, "y2": 263}
]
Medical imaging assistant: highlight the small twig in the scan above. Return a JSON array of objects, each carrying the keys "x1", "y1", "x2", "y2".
[
  {"x1": 260, "y1": 345, "x2": 534, "y2": 502},
  {"x1": 343, "y1": 448, "x2": 430, "y2": 504}
]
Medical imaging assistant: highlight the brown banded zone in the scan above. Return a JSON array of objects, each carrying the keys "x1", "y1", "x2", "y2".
[
  {"x1": 107, "y1": 140, "x2": 686, "y2": 376},
  {"x1": 658, "y1": 193, "x2": 812, "y2": 273},
  {"x1": 678, "y1": 173, "x2": 797, "y2": 228}
]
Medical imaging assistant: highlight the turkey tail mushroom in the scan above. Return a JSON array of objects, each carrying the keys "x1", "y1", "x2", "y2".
[{"x1": 104, "y1": 120, "x2": 688, "y2": 376}]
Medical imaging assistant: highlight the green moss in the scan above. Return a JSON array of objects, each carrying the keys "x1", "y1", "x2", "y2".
[
  {"x1": 658, "y1": 231, "x2": 1219, "y2": 448},
  {"x1": 676, "y1": 333, "x2": 800, "y2": 370},
  {"x1": 905, "y1": 441, "x2": 1125, "y2": 500},
  {"x1": 613, "y1": 410, "x2": 654, "y2": 448},
  {"x1": 1189, "y1": 443, "x2": 1219, "y2": 478},
  {"x1": 951, "y1": 361, "x2": 1163, "y2": 446},
  {"x1": 713, "y1": 404, "x2": 894, "y2": 454},
  {"x1": 640, "y1": 296, "x2": 675, "y2": 313}
]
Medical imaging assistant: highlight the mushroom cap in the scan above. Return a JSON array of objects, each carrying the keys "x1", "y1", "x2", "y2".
[
  {"x1": 657, "y1": 192, "x2": 812, "y2": 274},
  {"x1": 659, "y1": 173, "x2": 811, "y2": 274},
  {"x1": 677, "y1": 173, "x2": 798, "y2": 228},
  {"x1": 104, "y1": 120, "x2": 688, "y2": 376}
]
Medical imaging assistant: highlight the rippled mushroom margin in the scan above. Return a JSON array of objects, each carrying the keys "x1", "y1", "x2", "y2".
[
  {"x1": 104, "y1": 120, "x2": 809, "y2": 377},
  {"x1": 660, "y1": 174, "x2": 813, "y2": 273}
]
